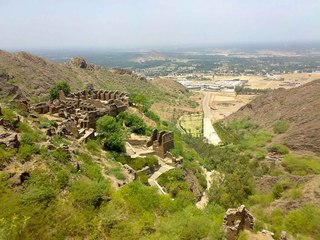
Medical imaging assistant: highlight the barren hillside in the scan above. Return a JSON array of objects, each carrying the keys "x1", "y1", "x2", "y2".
[{"x1": 227, "y1": 80, "x2": 320, "y2": 152}]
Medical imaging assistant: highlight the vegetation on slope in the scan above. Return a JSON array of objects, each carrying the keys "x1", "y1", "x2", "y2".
[{"x1": 0, "y1": 50, "x2": 187, "y2": 106}]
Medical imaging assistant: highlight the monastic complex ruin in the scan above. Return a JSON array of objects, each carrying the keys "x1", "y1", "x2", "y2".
[{"x1": 31, "y1": 89, "x2": 129, "y2": 140}]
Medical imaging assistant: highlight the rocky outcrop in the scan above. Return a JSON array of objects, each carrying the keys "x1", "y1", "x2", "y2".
[
  {"x1": 68, "y1": 56, "x2": 88, "y2": 68},
  {"x1": 0, "y1": 133, "x2": 20, "y2": 149},
  {"x1": 223, "y1": 205, "x2": 254, "y2": 240}
]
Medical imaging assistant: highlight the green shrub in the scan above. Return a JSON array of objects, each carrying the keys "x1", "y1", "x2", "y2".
[
  {"x1": 52, "y1": 149, "x2": 69, "y2": 164},
  {"x1": 51, "y1": 135, "x2": 69, "y2": 147},
  {"x1": 273, "y1": 120, "x2": 289, "y2": 134},
  {"x1": 136, "y1": 172, "x2": 148, "y2": 185},
  {"x1": 86, "y1": 139, "x2": 101, "y2": 155},
  {"x1": 0, "y1": 147, "x2": 16, "y2": 165},
  {"x1": 19, "y1": 122, "x2": 45, "y2": 144},
  {"x1": 117, "y1": 112, "x2": 146, "y2": 134},
  {"x1": 270, "y1": 143, "x2": 289, "y2": 154},
  {"x1": 272, "y1": 181, "x2": 290, "y2": 199},
  {"x1": 71, "y1": 178, "x2": 110, "y2": 209},
  {"x1": 17, "y1": 144, "x2": 39, "y2": 161},
  {"x1": 49, "y1": 81, "x2": 71, "y2": 100},
  {"x1": 285, "y1": 205, "x2": 320, "y2": 239},
  {"x1": 96, "y1": 116, "x2": 126, "y2": 152},
  {"x1": 289, "y1": 188, "x2": 303, "y2": 200},
  {"x1": 106, "y1": 167, "x2": 126, "y2": 180},
  {"x1": 79, "y1": 153, "x2": 103, "y2": 180},
  {"x1": 1, "y1": 107, "x2": 16, "y2": 122},
  {"x1": 57, "y1": 170, "x2": 69, "y2": 188},
  {"x1": 22, "y1": 171, "x2": 57, "y2": 205}
]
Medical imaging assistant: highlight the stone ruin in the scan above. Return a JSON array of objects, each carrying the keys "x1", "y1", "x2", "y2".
[
  {"x1": 147, "y1": 129, "x2": 174, "y2": 158},
  {"x1": 29, "y1": 88, "x2": 129, "y2": 140},
  {"x1": 223, "y1": 205, "x2": 254, "y2": 240},
  {"x1": 0, "y1": 106, "x2": 21, "y2": 151}
]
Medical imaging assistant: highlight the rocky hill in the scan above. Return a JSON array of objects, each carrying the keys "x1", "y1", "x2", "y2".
[
  {"x1": 227, "y1": 80, "x2": 320, "y2": 152},
  {"x1": 0, "y1": 50, "x2": 186, "y2": 102}
]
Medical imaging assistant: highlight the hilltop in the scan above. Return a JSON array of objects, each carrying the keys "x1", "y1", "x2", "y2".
[
  {"x1": 227, "y1": 80, "x2": 320, "y2": 152},
  {"x1": 0, "y1": 50, "x2": 186, "y2": 104}
]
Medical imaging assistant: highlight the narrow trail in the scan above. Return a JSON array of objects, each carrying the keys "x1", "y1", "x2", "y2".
[
  {"x1": 196, "y1": 167, "x2": 221, "y2": 209},
  {"x1": 196, "y1": 167, "x2": 214, "y2": 209},
  {"x1": 148, "y1": 160, "x2": 175, "y2": 194}
]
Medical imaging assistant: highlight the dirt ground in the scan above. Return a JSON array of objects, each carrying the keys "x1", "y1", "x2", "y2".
[
  {"x1": 206, "y1": 92, "x2": 256, "y2": 122},
  {"x1": 150, "y1": 92, "x2": 202, "y2": 121}
]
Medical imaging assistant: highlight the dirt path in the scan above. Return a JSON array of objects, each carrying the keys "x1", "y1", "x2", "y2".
[
  {"x1": 196, "y1": 167, "x2": 214, "y2": 209},
  {"x1": 196, "y1": 167, "x2": 223, "y2": 209},
  {"x1": 148, "y1": 160, "x2": 175, "y2": 194},
  {"x1": 202, "y1": 92, "x2": 222, "y2": 145}
]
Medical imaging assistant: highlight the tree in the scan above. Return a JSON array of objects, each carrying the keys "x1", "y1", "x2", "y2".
[
  {"x1": 49, "y1": 81, "x2": 71, "y2": 100},
  {"x1": 96, "y1": 116, "x2": 126, "y2": 152},
  {"x1": 117, "y1": 112, "x2": 146, "y2": 135}
]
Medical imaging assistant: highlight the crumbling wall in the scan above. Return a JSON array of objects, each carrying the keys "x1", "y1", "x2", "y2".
[
  {"x1": 223, "y1": 205, "x2": 254, "y2": 240},
  {"x1": 147, "y1": 129, "x2": 174, "y2": 158}
]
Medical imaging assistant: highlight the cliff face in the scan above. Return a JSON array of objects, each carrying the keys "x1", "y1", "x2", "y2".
[{"x1": 227, "y1": 79, "x2": 320, "y2": 152}]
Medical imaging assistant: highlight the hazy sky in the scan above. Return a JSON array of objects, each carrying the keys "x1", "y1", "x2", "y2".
[{"x1": 1, "y1": 0, "x2": 320, "y2": 50}]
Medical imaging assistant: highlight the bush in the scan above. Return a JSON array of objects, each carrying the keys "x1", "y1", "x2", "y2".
[
  {"x1": 49, "y1": 81, "x2": 71, "y2": 100},
  {"x1": 22, "y1": 171, "x2": 57, "y2": 205},
  {"x1": 86, "y1": 139, "x2": 101, "y2": 155},
  {"x1": 117, "y1": 112, "x2": 146, "y2": 134},
  {"x1": 272, "y1": 181, "x2": 290, "y2": 199},
  {"x1": 57, "y1": 170, "x2": 69, "y2": 188},
  {"x1": 96, "y1": 116, "x2": 126, "y2": 152},
  {"x1": 79, "y1": 153, "x2": 103, "y2": 181},
  {"x1": 71, "y1": 178, "x2": 110, "y2": 209},
  {"x1": 1, "y1": 107, "x2": 15, "y2": 122},
  {"x1": 273, "y1": 120, "x2": 289, "y2": 134},
  {"x1": 106, "y1": 167, "x2": 126, "y2": 180},
  {"x1": 285, "y1": 205, "x2": 320, "y2": 239},
  {"x1": 17, "y1": 144, "x2": 39, "y2": 161},
  {"x1": 52, "y1": 149, "x2": 69, "y2": 164},
  {"x1": 270, "y1": 143, "x2": 289, "y2": 154},
  {"x1": 0, "y1": 147, "x2": 16, "y2": 166}
]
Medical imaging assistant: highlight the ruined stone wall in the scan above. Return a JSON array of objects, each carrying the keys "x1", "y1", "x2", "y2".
[
  {"x1": 223, "y1": 205, "x2": 254, "y2": 240},
  {"x1": 29, "y1": 88, "x2": 129, "y2": 138},
  {"x1": 147, "y1": 129, "x2": 174, "y2": 158}
]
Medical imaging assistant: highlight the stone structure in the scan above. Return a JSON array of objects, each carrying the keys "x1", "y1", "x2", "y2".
[
  {"x1": 147, "y1": 129, "x2": 174, "y2": 158},
  {"x1": 30, "y1": 88, "x2": 129, "y2": 139},
  {"x1": 223, "y1": 205, "x2": 254, "y2": 240}
]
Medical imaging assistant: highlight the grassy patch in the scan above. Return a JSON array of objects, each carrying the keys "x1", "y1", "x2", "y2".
[
  {"x1": 273, "y1": 120, "x2": 290, "y2": 134},
  {"x1": 282, "y1": 154, "x2": 320, "y2": 175},
  {"x1": 106, "y1": 166, "x2": 126, "y2": 180},
  {"x1": 116, "y1": 155, "x2": 158, "y2": 171},
  {"x1": 213, "y1": 121, "x2": 238, "y2": 144},
  {"x1": 180, "y1": 113, "x2": 203, "y2": 137}
]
